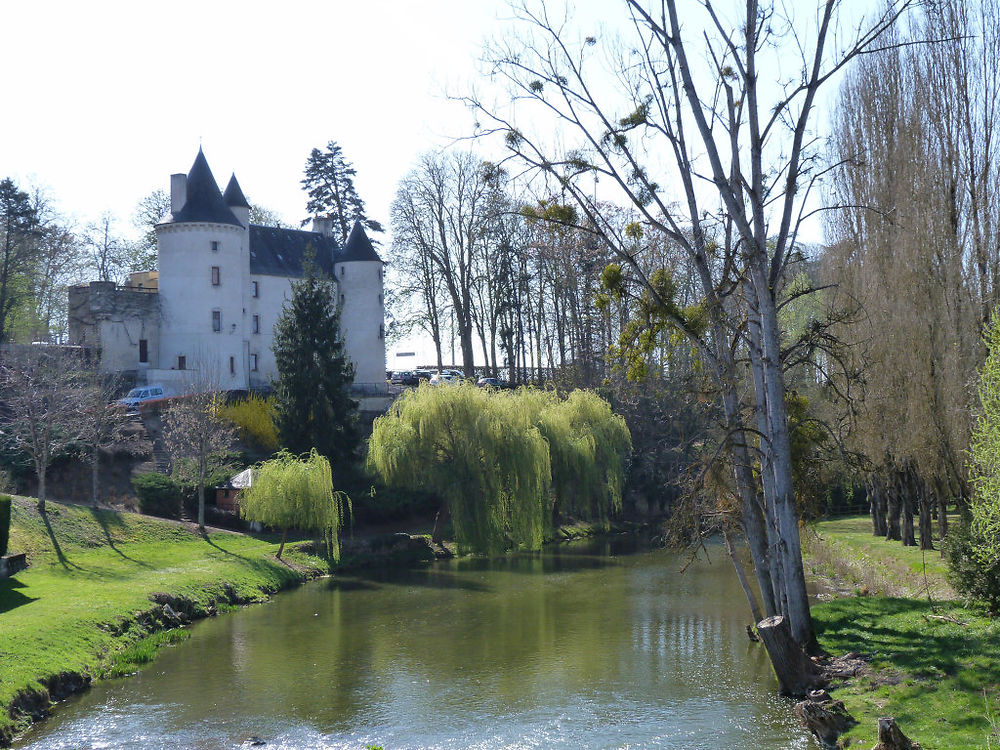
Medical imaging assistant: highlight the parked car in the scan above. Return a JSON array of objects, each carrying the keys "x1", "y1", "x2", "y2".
[
  {"x1": 391, "y1": 370, "x2": 419, "y2": 386},
  {"x1": 429, "y1": 370, "x2": 463, "y2": 385},
  {"x1": 117, "y1": 384, "x2": 170, "y2": 413},
  {"x1": 476, "y1": 377, "x2": 509, "y2": 389},
  {"x1": 414, "y1": 370, "x2": 433, "y2": 382}
]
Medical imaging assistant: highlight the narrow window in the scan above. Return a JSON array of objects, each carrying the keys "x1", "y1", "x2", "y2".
[
  {"x1": 378, "y1": 267, "x2": 382, "y2": 280},
  {"x1": 340, "y1": 266, "x2": 345, "y2": 278},
  {"x1": 252, "y1": 314, "x2": 260, "y2": 334},
  {"x1": 378, "y1": 294, "x2": 383, "y2": 306},
  {"x1": 138, "y1": 339, "x2": 148, "y2": 363},
  {"x1": 178, "y1": 355, "x2": 186, "y2": 370},
  {"x1": 251, "y1": 280, "x2": 259, "y2": 298},
  {"x1": 378, "y1": 324, "x2": 384, "y2": 340},
  {"x1": 249, "y1": 353, "x2": 258, "y2": 372},
  {"x1": 211, "y1": 241, "x2": 219, "y2": 253},
  {"x1": 211, "y1": 266, "x2": 220, "y2": 286},
  {"x1": 229, "y1": 356, "x2": 235, "y2": 375},
  {"x1": 340, "y1": 293, "x2": 345, "y2": 305},
  {"x1": 212, "y1": 309, "x2": 221, "y2": 332}
]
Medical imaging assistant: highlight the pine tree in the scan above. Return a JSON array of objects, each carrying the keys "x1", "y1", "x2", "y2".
[
  {"x1": 273, "y1": 260, "x2": 360, "y2": 475},
  {"x1": 302, "y1": 141, "x2": 383, "y2": 244}
]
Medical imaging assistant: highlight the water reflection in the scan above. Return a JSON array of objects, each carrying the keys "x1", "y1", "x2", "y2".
[{"x1": 14, "y1": 538, "x2": 813, "y2": 750}]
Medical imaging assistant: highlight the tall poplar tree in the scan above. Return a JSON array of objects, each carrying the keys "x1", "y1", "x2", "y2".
[
  {"x1": 273, "y1": 259, "x2": 360, "y2": 475},
  {"x1": 302, "y1": 141, "x2": 383, "y2": 244}
]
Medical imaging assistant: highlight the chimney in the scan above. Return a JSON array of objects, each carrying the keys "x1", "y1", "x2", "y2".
[
  {"x1": 170, "y1": 173, "x2": 187, "y2": 213},
  {"x1": 312, "y1": 216, "x2": 334, "y2": 237}
]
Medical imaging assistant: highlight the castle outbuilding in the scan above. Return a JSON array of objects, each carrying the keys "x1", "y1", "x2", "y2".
[{"x1": 69, "y1": 149, "x2": 388, "y2": 404}]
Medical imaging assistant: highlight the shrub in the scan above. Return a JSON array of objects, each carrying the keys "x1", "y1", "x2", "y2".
[
  {"x1": 219, "y1": 394, "x2": 279, "y2": 450},
  {"x1": 132, "y1": 473, "x2": 183, "y2": 519},
  {"x1": 0, "y1": 495, "x2": 11, "y2": 556},
  {"x1": 944, "y1": 521, "x2": 1000, "y2": 611}
]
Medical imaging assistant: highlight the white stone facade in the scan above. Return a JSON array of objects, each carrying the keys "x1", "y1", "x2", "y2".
[{"x1": 69, "y1": 150, "x2": 388, "y2": 403}]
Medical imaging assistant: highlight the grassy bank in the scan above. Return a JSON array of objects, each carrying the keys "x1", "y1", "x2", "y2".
[
  {"x1": 0, "y1": 496, "x2": 328, "y2": 745},
  {"x1": 808, "y1": 515, "x2": 999, "y2": 749}
]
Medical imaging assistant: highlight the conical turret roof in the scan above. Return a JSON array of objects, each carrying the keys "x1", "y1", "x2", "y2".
[
  {"x1": 338, "y1": 220, "x2": 382, "y2": 263},
  {"x1": 223, "y1": 173, "x2": 250, "y2": 209},
  {"x1": 166, "y1": 148, "x2": 242, "y2": 227}
]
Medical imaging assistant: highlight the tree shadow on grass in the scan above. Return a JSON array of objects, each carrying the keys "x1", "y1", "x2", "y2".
[
  {"x1": 0, "y1": 578, "x2": 38, "y2": 614},
  {"x1": 40, "y1": 508, "x2": 84, "y2": 571},
  {"x1": 90, "y1": 507, "x2": 153, "y2": 569},
  {"x1": 199, "y1": 529, "x2": 256, "y2": 563}
]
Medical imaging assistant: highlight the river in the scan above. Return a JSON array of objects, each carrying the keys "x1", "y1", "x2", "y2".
[{"x1": 14, "y1": 536, "x2": 814, "y2": 749}]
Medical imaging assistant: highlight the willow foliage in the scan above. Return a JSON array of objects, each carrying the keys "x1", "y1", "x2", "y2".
[
  {"x1": 368, "y1": 383, "x2": 551, "y2": 554},
  {"x1": 240, "y1": 449, "x2": 351, "y2": 560},
  {"x1": 970, "y1": 316, "x2": 1000, "y2": 568},
  {"x1": 520, "y1": 389, "x2": 632, "y2": 523}
]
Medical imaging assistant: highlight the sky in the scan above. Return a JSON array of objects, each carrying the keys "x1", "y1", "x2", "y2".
[{"x1": 1, "y1": 0, "x2": 872, "y2": 366}]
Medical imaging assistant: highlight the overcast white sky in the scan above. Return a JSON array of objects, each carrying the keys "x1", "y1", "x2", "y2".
[{"x1": 1, "y1": 0, "x2": 872, "y2": 365}]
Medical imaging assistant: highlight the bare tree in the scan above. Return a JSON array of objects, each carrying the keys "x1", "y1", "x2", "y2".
[
  {"x1": 463, "y1": 0, "x2": 912, "y2": 670},
  {"x1": 162, "y1": 368, "x2": 236, "y2": 530},
  {"x1": 77, "y1": 369, "x2": 137, "y2": 508},
  {"x1": 0, "y1": 348, "x2": 88, "y2": 511},
  {"x1": 391, "y1": 151, "x2": 502, "y2": 376}
]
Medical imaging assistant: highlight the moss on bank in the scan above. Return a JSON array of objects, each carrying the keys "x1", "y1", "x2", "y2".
[
  {"x1": 0, "y1": 496, "x2": 329, "y2": 746},
  {"x1": 809, "y1": 515, "x2": 1000, "y2": 749}
]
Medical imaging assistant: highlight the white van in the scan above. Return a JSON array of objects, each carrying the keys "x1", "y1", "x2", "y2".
[{"x1": 117, "y1": 385, "x2": 169, "y2": 413}]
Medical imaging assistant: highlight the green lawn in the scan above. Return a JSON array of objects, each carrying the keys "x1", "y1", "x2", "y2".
[
  {"x1": 809, "y1": 515, "x2": 1000, "y2": 749},
  {"x1": 0, "y1": 496, "x2": 326, "y2": 744}
]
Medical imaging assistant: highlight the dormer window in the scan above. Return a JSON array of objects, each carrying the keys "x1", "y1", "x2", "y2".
[
  {"x1": 211, "y1": 266, "x2": 220, "y2": 286},
  {"x1": 211, "y1": 241, "x2": 220, "y2": 253}
]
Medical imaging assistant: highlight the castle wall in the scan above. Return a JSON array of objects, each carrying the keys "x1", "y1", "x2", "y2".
[
  {"x1": 156, "y1": 221, "x2": 249, "y2": 390},
  {"x1": 334, "y1": 259, "x2": 386, "y2": 389}
]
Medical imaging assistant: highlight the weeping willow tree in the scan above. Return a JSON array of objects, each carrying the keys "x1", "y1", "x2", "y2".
[
  {"x1": 368, "y1": 383, "x2": 551, "y2": 554},
  {"x1": 530, "y1": 390, "x2": 632, "y2": 525},
  {"x1": 240, "y1": 449, "x2": 351, "y2": 560}
]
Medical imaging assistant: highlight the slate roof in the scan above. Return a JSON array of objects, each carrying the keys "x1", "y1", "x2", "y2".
[
  {"x1": 223, "y1": 174, "x2": 250, "y2": 209},
  {"x1": 249, "y1": 225, "x2": 337, "y2": 277},
  {"x1": 164, "y1": 149, "x2": 242, "y2": 227},
  {"x1": 340, "y1": 221, "x2": 383, "y2": 263}
]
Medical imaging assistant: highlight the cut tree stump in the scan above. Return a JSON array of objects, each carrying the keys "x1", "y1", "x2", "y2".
[
  {"x1": 756, "y1": 615, "x2": 824, "y2": 696},
  {"x1": 872, "y1": 717, "x2": 921, "y2": 749},
  {"x1": 795, "y1": 697, "x2": 857, "y2": 749}
]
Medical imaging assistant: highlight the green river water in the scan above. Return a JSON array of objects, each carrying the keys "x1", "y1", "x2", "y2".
[{"x1": 15, "y1": 536, "x2": 814, "y2": 749}]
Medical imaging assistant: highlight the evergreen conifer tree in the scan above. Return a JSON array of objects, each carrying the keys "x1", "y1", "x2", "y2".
[
  {"x1": 302, "y1": 141, "x2": 383, "y2": 244},
  {"x1": 273, "y1": 257, "x2": 359, "y2": 475}
]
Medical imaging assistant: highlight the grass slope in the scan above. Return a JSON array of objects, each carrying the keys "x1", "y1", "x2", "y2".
[
  {"x1": 0, "y1": 496, "x2": 326, "y2": 744},
  {"x1": 809, "y1": 515, "x2": 999, "y2": 749}
]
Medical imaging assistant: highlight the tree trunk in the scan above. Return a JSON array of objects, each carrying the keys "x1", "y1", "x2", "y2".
[
  {"x1": 431, "y1": 500, "x2": 451, "y2": 545},
  {"x1": 885, "y1": 476, "x2": 901, "y2": 541},
  {"x1": 37, "y1": 465, "x2": 47, "y2": 513},
  {"x1": 918, "y1": 480, "x2": 934, "y2": 551},
  {"x1": 277, "y1": 528, "x2": 287, "y2": 559},
  {"x1": 934, "y1": 476, "x2": 948, "y2": 542},
  {"x1": 197, "y1": 482, "x2": 206, "y2": 531},
  {"x1": 91, "y1": 443, "x2": 100, "y2": 508},
  {"x1": 901, "y1": 471, "x2": 916, "y2": 547},
  {"x1": 756, "y1": 280, "x2": 814, "y2": 649},
  {"x1": 723, "y1": 526, "x2": 764, "y2": 624},
  {"x1": 869, "y1": 478, "x2": 886, "y2": 536},
  {"x1": 756, "y1": 615, "x2": 824, "y2": 697}
]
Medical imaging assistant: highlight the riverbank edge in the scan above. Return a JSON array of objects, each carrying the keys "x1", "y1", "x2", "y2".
[
  {"x1": 802, "y1": 516, "x2": 984, "y2": 749},
  {"x1": 1, "y1": 503, "x2": 657, "y2": 747}
]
